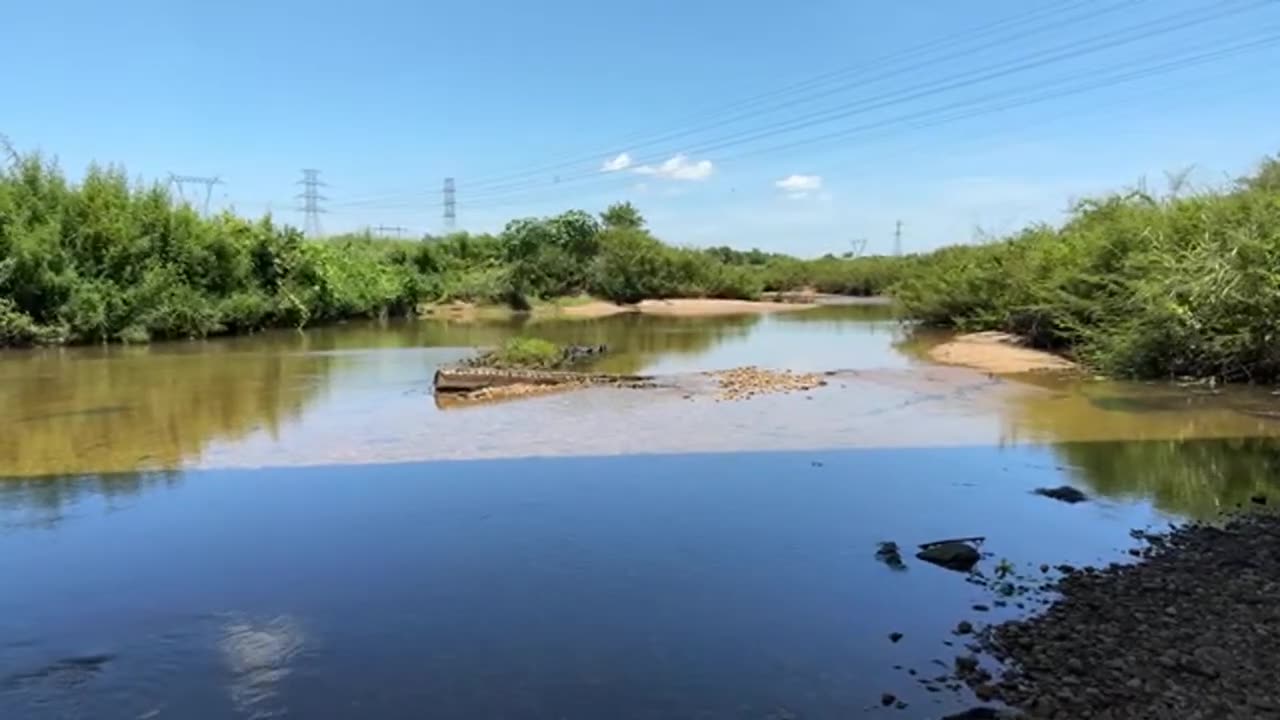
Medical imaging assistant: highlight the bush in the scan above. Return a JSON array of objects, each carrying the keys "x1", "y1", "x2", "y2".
[
  {"x1": 0, "y1": 152, "x2": 436, "y2": 346},
  {"x1": 892, "y1": 155, "x2": 1280, "y2": 381},
  {"x1": 491, "y1": 337, "x2": 562, "y2": 368}
]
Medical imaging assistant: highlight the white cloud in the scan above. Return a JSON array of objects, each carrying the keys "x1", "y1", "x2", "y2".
[
  {"x1": 601, "y1": 153, "x2": 633, "y2": 172},
  {"x1": 632, "y1": 182, "x2": 649, "y2": 194},
  {"x1": 786, "y1": 192, "x2": 810, "y2": 200},
  {"x1": 775, "y1": 174, "x2": 823, "y2": 192},
  {"x1": 633, "y1": 153, "x2": 714, "y2": 181}
]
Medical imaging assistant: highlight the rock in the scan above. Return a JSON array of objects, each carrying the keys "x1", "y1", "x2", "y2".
[
  {"x1": 942, "y1": 710, "x2": 1012, "y2": 720},
  {"x1": 955, "y1": 655, "x2": 979, "y2": 674},
  {"x1": 972, "y1": 604, "x2": 990, "y2": 612},
  {"x1": 974, "y1": 683, "x2": 999, "y2": 701},
  {"x1": 1033, "y1": 485, "x2": 1088, "y2": 503},
  {"x1": 894, "y1": 700, "x2": 907, "y2": 710},
  {"x1": 956, "y1": 620, "x2": 974, "y2": 635},
  {"x1": 880, "y1": 692, "x2": 895, "y2": 706},
  {"x1": 889, "y1": 632, "x2": 903, "y2": 643},
  {"x1": 876, "y1": 541, "x2": 907, "y2": 571},
  {"x1": 917, "y1": 542, "x2": 981, "y2": 572},
  {"x1": 1251, "y1": 494, "x2": 1267, "y2": 505}
]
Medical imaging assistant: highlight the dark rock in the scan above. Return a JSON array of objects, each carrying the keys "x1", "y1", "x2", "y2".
[
  {"x1": 879, "y1": 692, "x2": 895, "y2": 706},
  {"x1": 955, "y1": 655, "x2": 979, "y2": 674},
  {"x1": 1251, "y1": 494, "x2": 1267, "y2": 505},
  {"x1": 972, "y1": 604, "x2": 990, "y2": 612},
  {"x1": 973, "y1": 683, "x2": 999, "y2": 701},
  {"x1": 876, "y1": 541, "x2": 907, "y2": 571},
  {"x1": 955, "y1": 621, "x2": 974, "y2": 635},
  {"x1": 916, "y1": 542, "x2": 981, "y2": 572},
  {"x1": 941, "y1": 710, "x2": 1010, "y2": 720},
  {"x1": 1033, "y1": 485, "x2": 1088, "y2": 503},
  {"x1": 889, "y1": 632, "x2": 903, "y2": 643}
]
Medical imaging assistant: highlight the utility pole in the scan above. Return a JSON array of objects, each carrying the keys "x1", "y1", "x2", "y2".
[
  {"x1": 893, "y1": 220, "x2": 903, "y2": 256},
  {"x1": 443, "y1": 177, "x2": 456, "y2": 231},
  {"x1": 296, "y1": 169, "x2": 328, "y2": 238},
  {"x1": 168, "y1": 173, "x2": 224, "y2": 215},
  {"x1": 372, "y1": 225, "x2": 408, "y2": 239}
]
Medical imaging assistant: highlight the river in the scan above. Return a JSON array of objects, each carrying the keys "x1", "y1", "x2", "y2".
[{"x1": 2, "y1": 305, "x2": 1279, "y2": 719}]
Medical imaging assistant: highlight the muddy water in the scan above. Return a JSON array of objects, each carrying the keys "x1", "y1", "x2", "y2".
[{"x1": 3, "y1": 306, "x2": 1280, "y2": 719}]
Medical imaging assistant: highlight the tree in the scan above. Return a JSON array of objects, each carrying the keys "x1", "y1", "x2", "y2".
[{"x1": 600, "y1": 201, "x2": 645, "y2": 230}]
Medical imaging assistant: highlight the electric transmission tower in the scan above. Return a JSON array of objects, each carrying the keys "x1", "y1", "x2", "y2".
[
  {"x1": 296, "y1": 169, "x2": 328, "y2": 238},
  {"x1": 372, "y1": 225, "x2": 408, "y2": 239},
  {"x1": 168, "y1": 173, "x2": 224, "y2": 215},
  {"x1": 893, "y1": 220, "x2": 904, "y2": 256},
  {"x1": 443, "y1": 177, "x2": 456, "y2": 231}
]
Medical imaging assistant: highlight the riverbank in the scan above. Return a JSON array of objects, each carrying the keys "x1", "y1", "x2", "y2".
[
  {"x1": 0, "y1": 148, "x2": 901, "y2": 349},
  {"x1": 971, "y1": 509, "x2": 1280, "y2": 719},
  {"x1": 927, "y1": 332, "x2": 1077, "y2": 374},
  {"x1": 893, "y1": 154, "x2": 1280, "y2": 382}
]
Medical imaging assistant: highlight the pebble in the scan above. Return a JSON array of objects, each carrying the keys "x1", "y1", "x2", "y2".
[{"x1": 979, "y1": 513, "x2": 1280, "y2": 719}]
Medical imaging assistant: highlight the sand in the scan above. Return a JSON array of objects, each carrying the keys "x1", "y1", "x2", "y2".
[
  {"x1": 562, "y1": 298, "x2": 817, "y2": 318},
  {"x1": 927, "y1": 331, "x2": 1077, "y2": 374}
]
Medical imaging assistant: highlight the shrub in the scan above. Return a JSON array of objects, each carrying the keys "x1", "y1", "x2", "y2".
[{"x1": 492, "y1": 337, "x2": 562, "y2": 368}]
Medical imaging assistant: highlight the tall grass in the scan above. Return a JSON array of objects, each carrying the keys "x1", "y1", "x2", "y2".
[{"x1": 893, "y1": 155, "x2": 1280, "y2": 381}]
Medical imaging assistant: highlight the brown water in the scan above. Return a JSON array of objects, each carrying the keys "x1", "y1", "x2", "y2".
[
  {"x1": 4, "y1": 305, "x2": 1280, "y2": 719},
  {"x1": 3, "y1": 306, "x2": 1279, "y2": 501}
]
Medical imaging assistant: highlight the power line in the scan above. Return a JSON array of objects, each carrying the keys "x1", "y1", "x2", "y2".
[
  {"x1": 476, "y1": 36, "x2": 1279, "y2": 212},
  {"x1": 456, "y1": 0, "x2": 1264, "y2": 205},
  {"x1": 168, "y1": 173, "x2": 224, "y2": 215},
  {"x1": 296, "y1": 169, "x2": 328, "y2": 238},
  {"x1": 343, "y1": 0, "x2": 1263, "y2": 214},
  {"x1": 351, "y1": 19, "x2": 1278, "y2": 214},
  {"x1": 327, "y1": 1, "x2": 1115, "y2": 210},
  {"x1": 371, "y1": 225, "x2": 409, "y2": 239},
  {"x1": 455, "y1": 0, "x2": 1112, "y2": 193}
]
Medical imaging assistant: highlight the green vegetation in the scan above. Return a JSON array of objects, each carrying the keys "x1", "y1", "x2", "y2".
[
  {"x1": 0, "y1": 154, "x2": 896, "y2": 348},
  {"x1": 0, "y1": 153, "x2": 427, "y2": 345},
  {"x1": 489, "y1": 337, "x2": 563, "y2": 369},
  {"x1": 893, "y1": 155, "x2": 1280, "y2": 382}
]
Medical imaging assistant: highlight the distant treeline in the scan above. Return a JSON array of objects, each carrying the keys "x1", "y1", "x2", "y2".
[
  {"x1": 10, "y1": 148, "x2": 1280, "y2": 383},
  {"x1": 0, "y1": 153, "x2": 899, "y2": 347},
  {"x1": 894, "y1": 154, "x2": 1280, "y2": 382}
]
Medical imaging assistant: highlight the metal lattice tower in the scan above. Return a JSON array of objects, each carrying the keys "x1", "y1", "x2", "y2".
[
  {"x1": 296, "y1": 169, "x2": 328, "y2": 238},
  {"x1": 168, "y1": 173, "x2": 224, "y2": 216},
  {"x1": 893, "y1": 220, "x2": 903, "y2": 257},
  {"x1": 373, "y1": 225, "x2": 408, "y2": 239},
  {"x1": 443, "y1": 177, "x2": 456, "y2": 231}
]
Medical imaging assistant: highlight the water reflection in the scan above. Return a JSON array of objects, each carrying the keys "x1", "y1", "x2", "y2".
[
  {"x1": 1054, "y1": 437, "x2": 1280, "y2": 518},
  {"x1": 0, "y1": 343, "x2": 337, "y2": 477},
  {"x1": 220, "y1": 616, "x2": 306, "y2": 719}
]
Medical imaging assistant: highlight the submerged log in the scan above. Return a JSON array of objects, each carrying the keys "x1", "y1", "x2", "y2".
[{"x1": 433, "y1": 367, "x2": 651, "y2": 393}]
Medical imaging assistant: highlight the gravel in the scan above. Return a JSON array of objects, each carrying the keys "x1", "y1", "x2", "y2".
[{"x1": 975, "y1": 512, "x2": 1280, "y2": 719}]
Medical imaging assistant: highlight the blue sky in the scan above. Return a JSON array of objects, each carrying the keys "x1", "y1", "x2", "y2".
[{"x1": 5, "y1": 0, "x2": 1280, "y2": 255}]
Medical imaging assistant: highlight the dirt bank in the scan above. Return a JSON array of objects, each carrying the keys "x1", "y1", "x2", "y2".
[
  {"x1": 928, "y1": 332, "x2": 1076, "y2": 374},
  {"x1": 562, "y1": 298, "x2": 817, "y2": 318},
  {"x1": 970, "y1": 510, "x2": 1280, "y2": 719}
]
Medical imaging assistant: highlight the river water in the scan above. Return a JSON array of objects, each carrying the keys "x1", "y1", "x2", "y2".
[{"x1": 3, "y1": 306, "x2": 1279, "y2": 719}]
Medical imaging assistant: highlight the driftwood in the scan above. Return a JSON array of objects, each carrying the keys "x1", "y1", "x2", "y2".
[
  {"x1": 433, "y1": 367, "x2": 651, "y2": 393},
  {"x1": 918, "y1": 536, "x2": 986, "y2": 550}
]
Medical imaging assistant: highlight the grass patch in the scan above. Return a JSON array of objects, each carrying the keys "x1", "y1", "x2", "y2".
[{"x1": 490, "y1": 337, "x2": 563, "y2": 369}]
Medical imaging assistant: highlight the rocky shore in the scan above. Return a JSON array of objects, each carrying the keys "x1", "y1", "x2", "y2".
[
  {"x1": 965, "y1": 511, "x2": 1280, "y2": 719},
  {"x1": 707, "y1": 367, "x2": 828, "y2": 401}
]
